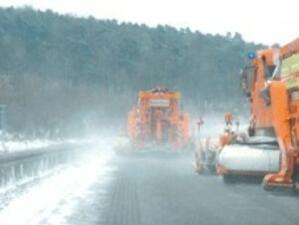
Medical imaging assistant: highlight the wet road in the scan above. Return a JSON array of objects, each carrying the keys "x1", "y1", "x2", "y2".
[{"x1": 69, "y1": 152, "x2": 299, "y2": 225}]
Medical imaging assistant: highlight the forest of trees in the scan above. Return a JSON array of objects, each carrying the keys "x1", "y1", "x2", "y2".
[{"x1": 0, "y1": 7, "x2": 265, "y2": 137}]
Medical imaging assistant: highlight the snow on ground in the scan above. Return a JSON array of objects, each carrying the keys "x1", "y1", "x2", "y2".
[
  {"x1": 0, "y1": 139, "x2": 55, "y2": 152},
  {"x1": 0, "y1": 138, "x2": 116, "y2": 225},
  {"x1": 0, "y1": 136, "x2": 106, "y2": 153}
]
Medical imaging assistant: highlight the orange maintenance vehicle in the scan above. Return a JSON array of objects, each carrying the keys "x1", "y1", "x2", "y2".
[
  {"x1": 195, "y1": 37, "x2": 299, "y2": 191},
  {"x1": 127, "y1": 87, "x2": 190, "y2": 151}
]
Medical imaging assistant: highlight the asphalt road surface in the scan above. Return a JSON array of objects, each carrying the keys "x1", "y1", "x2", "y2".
[{"x1": 67, "y1": 152, "x2": 299, "y2": 225}]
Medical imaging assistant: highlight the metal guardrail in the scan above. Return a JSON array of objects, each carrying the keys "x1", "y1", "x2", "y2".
[{"x1": 0, "y1": 143, "x2": 90, "y2": 188}]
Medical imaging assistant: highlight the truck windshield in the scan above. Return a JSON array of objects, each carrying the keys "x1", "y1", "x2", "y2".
[{"x1": 264, "y1": 64, "x2": 276, "y2": 79}]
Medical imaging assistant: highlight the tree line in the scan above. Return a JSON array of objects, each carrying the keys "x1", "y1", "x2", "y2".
[{"x1": 0, "y1": 7, "x2": 265, "y2": 137}]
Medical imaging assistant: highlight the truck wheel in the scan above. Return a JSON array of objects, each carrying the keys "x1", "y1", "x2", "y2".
[{"x1": 223, "y1": 175, "x2": 236, "y2": 184}]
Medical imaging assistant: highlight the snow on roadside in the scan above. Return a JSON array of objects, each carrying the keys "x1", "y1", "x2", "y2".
[
  {"x1": 0, "y1": 136, "x2": 102, "y2": 153},
  {"x1": 0, "y1": 144, "x2": 115, "y2": 225},
  {"x1": 0, "y1": 139, "x2": 54, "y2": 153}
]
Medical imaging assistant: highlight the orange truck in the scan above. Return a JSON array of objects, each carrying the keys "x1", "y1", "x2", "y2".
[
  {"x1": 127, "y1": 87, "x2": 190, "y2": 150},
  {"x1": 195, "y1": 37, "x2": 299, "y2": 191}
]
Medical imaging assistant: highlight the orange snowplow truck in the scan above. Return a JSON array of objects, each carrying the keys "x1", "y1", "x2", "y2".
[
  {"x1": 196, "y1": 37, "x2": 299, "y2": 191},
  {"x1": 239, "y1": 38, "x2": 299, "y2": 190},
  {"x1": 127, "y1": 87, "x2": 190, "y2": 150}
]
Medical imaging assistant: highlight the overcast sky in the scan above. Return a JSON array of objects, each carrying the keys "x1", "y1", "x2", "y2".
[{"x1": 0, "y1": 0, "x2": 298, "y2": 45}]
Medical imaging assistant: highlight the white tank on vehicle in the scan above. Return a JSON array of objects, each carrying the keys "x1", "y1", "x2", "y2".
[{"x1": 218, "y1": 144, "x2": 280, "y2": 173}]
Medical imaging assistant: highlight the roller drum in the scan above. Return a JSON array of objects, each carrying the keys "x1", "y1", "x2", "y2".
[{"x1": 218, "y1": 144, "x2": 280, "y2": 173}]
